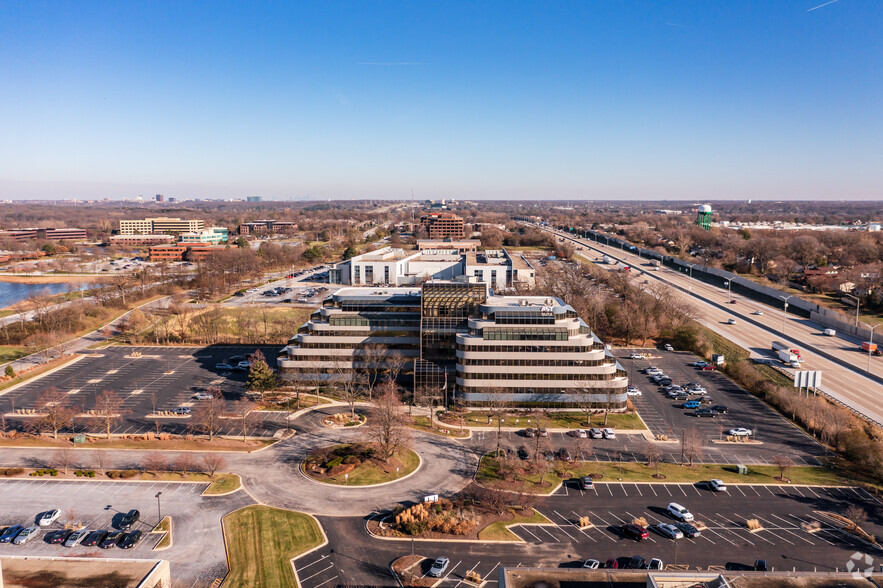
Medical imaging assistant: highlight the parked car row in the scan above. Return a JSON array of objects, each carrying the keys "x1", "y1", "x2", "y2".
[
  {"x1": 583, "y1": 555, "x2": 664, "y2": 570},
  {"x1": 0, "y1": 509, "x2": 142, "y2": 550}
]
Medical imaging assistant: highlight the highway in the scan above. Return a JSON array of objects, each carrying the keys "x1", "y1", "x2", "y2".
[{"x1": 537, "y1": 225, "x2": 883, "y2": 427}]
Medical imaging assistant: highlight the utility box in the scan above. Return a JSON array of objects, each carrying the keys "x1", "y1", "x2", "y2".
[
  {"x1": 712, "y1": 354, "x2": 725, "y2": 365},
  {"x1": 736, "y1": 465, "x2": 748, "y2": 475},
  {"x1": 73, "y1": 434, "x2": 86, "y2": 444}
]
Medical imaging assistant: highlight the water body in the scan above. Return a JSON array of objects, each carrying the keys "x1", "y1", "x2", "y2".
[{"x1": 0, "y1": 281, "x2": 87, "y2": 309}]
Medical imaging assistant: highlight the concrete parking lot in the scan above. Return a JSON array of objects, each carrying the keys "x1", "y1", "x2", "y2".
[
  {"x1": 0, "y1": 478, "x2": 253, "y2": 587},
  {"x1": 293, "y1": 483, "x2": 883, "y2": 587},
  {"x1": 0, "y1": 345, "x2": 287, "y2": 437}
]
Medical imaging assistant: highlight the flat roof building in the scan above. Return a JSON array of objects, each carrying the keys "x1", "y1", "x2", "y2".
[
  {"x1": 110, "y1": 234, "x2": 175, "y2": 246},
  {"x1": 120, "y1": 217, "x2": 205, "y2": 235},
  {"x1": 420, "y1": 212, "x2": 465, "y2": 240},
  {"x1": 0, "y1": 228, "x2": 87, "y2": 242},
  {"x1": 417, "y1": 239, "x2": 480, "y2": 253}
]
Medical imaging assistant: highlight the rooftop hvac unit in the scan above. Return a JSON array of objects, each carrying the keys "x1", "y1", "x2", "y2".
[
  {"x1": 545, "y1": 298, "x2": 554, "y2": 306},
  {"x1": 519, "y1": 299, "x2": 529, "y2": 306}
]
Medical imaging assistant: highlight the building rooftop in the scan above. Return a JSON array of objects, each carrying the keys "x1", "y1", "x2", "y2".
[{"x1": 355, "y1": 247, "x2": 418, "y2": 262}]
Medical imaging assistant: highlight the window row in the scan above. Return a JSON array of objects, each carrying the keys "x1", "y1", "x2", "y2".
[
  {"x1": 458, "y1": 358, "x2": 610, "y2": 367},
  {"x1": 457, "y1": 372, "x2": 619, "y2": 381}
]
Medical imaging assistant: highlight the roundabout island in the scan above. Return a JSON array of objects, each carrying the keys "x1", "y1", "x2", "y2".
[{"x1": 302, "y1": 442, "x2": 420, "y2": 486}]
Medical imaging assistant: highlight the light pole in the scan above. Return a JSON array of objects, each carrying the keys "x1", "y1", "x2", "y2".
[
  {"x1": 780, "y1": 295, "x2": 793, "y2": 334},
  {"x1": 845, "y1": 294, "x2": 860, "y2": 328},
  {"x1": 867, "y1": 323, "x2": 880, "y2": 374},
  {"x1": 724, "y1": 279, "x2": 733, "y2": 300},
  {"x1": 685, "y1": 264, "x2": 695, "y2": 290},
  {"x1": 155, "y1": 491, "x2": 163, "y2": 523}
]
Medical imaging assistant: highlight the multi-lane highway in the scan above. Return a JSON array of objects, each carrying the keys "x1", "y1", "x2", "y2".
[{"x1": 537, "y1": 225, "x2": 883, "y2": 427}]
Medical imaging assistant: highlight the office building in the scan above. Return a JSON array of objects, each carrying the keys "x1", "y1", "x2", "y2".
[
  {"x1": 155, "y1": 194, "x2": 164, "y2": 202},
  {"x1": 109, "y1": 234, "x2": 175, "y2": 246},
  {"x1": 246, "y1": 196, "x2": 262, "y2": 202},
  {"x1": 178, "y1": 227, "x2": 228, "y2": 244},
  {"x1": 0, "y1": 228, "x2": 87, "y2": 242},
  {"x1": 237, "y1": 220, "x2": 299, "y2": 235},
  {"x1": 329, "y1": 246, "x2": 534, "y2": 290},
  {"x1": 420, "y1": 212, "x2": 465, "y2": 239},
  {"x1": 148, "y1": 244, "x2": 226, "y2": 262},
  {"x1": 279, "y1": 279, "x2": 627, "y2": 408},
  {"x1": 119, "y1": 217, "x2": 205, "y2": 235},
  {"x1": 417, "y1": 239, "x2": 480, "y2": 253}
]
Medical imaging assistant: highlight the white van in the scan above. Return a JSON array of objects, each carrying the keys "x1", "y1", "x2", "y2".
[
  {"x1": 824, "y1": 328, "x2": 836, "y2": 336},
  {"x1": 667, "y1": 502, "x2": 694, "y2": 522}
]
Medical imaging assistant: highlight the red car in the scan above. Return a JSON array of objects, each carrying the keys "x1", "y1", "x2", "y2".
[
  {"x1": 605, "y1": 558, "x2": 619, "y2": 569},
  {"x1": 622, "y1": 523, "x2": 649, "y2": 541},
  {"x1": 729, "y1": 299, "x2": 737, "y2": 304},
  {"x1": 701, "y1": 365, "x2": 717, "y2": 371}
]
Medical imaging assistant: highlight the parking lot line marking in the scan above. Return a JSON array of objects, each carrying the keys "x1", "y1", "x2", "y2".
[
  {"x1": 677, "y1": 485, "x2": 687, "y2": 497},
  {"x1": 733, "y1": 486, "x2": 746, "y2": 497},
  {"x1": 299, "y1": 564, "x2": 335, "y2": 583},
  {"x1": 697, "y1": 525, "x2": 737, "y2": 546},
  {"x1": 714, "y1": 514, "x2": 760, "y2": 546},
  {"x1": 537, "y1": 525, "x2": 560, "y2": 542},
  {"x1": 633, "y1": 484, "x2": 642, "y2": 496},
  {"x1": 311, "y1": 576, "x2": 339, "y2": 588},
  {"x1": 662, "y1": 485, "x2": 672, "y2": 496},
  {"x1": 518, "y1": 526, "x2": 542, "y2": 542},
  {"x1": 438, "y1": 561, "x2": 461, "y2": 584}
]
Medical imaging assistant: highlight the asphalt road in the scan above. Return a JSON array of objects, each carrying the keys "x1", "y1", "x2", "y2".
[
  {"x1": 543, "y1": 226, "x2": 883, "y2": 426},
  {"x1": 0, "y1": 478, "x2": 253, "y2": 588}
]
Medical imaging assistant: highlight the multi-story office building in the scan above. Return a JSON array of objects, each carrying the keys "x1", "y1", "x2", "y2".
[
  {"x1": 0, "y1": 228, "x2": 87, "y2": 242},
  {"x1": 420, "y1": 212, "x2": 465, "y2": 239},
  {"x1": 109, "y1": 234, "x2": 175, "y2": 246},
  {"x1": 279, "y1": 279, "x2": 627, "y2": 408},
  {"x1": 454, "y1": 295, "x2": 627, "y2": 405},
  {"x1": 329, "y1": 246, "x2": 535, "y2": 290},
  {"x1": 147, "y1": 244, "x2": 226, "y2": 262},
  {"x1": 178, "y1": 227, "x2": 228, "y2": 244},
  {"x1": 416, "y1": 239, "x2": 480, "y2": 253},
  {"x1": 119, "y1": 217, "x2": 205, "y2": 235},
  {"x1": 278, "y1": 287, "x2": 423, "y2": 386}
]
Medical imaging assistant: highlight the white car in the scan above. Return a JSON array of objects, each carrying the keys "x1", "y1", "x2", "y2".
[
  {"x1": 753, "y1": 310, "x2": 763, "y2": 315},
  {"x1": 727, "y1": 318, "x2": 737, "y2": 325},
  {"x1": 627, "y1": 388, "x2": 642, "y2": 396},
  {"x1": 628, "y1": 353, "x2": 645, "y2": 360},
  {"x1": 663, "y1": 344, "x2": 674, "y2": 351},
  {"x1": 602, "y1": 428, "x2": 616, "y2": 439},
  {"x1": 647, "y1": 558, "x2": 664, "y2": 570},
  {"x1": 667, "y1": 502, "x2": 694, "y2": 522},
  {"x1": 582, "y1": 559, "x2": 601, "y2": 569},
  {"x1": 12, "y1": 526, "x2": 39, "y2": 545},
  {"x1": 38, "y1": 509, "x2": 60, "y2": 527},
  {"x1": 710, "y1": 479, "x2": 727, "y2": 492},
  {"x1": 573, "y1": 429, "x2": 588, "y2": 438},
  {"x1": 728, "y1": 428, "x2": 753, "y2": 437}
]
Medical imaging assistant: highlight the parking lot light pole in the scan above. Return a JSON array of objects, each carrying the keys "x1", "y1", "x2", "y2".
[
  {"x1": 779, "y1": 295, "x2": 793, "y2": 334},
  {"x1": 155, "y1": 491, "x2": 162, "y2": 524},
  {"x1": 867, "y1": 323, "x2": 880, "y2": 374},
  {"x1": 685, "y1": 264, "x2": 695, "y2": 290}
]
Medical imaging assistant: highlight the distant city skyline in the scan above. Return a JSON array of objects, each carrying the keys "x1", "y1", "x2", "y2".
[{"x1": 1, "y1": 1, "x2": 880, "y2": 201}]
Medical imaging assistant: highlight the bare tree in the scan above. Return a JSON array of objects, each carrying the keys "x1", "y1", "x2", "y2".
[
  {"x1": 364, "y1": 381, "x2": 411, "y2": 462},
  {"x1": 36, "y1": 387, "x2": 76, "y2": 439},
  {"x1": 574, "y1": 389, "x2": 596, "y2": 427},
  {"x1": 94, "y1": 390, "x2": 128, "y2": 439},
  {"x1": 232, "y1": 399, "x2": 259, "y2": 442},
  {"x1": 383, "y1": 352, "x2": 409, "y2": 386},
  {"x1": 333, "y1": 362, "x2": 361, "y2": 419},
  {"x1": 845, "y1": 505, "x2": 868, "y2": 532},
  {"x1": 357, "y1": 344, "x2": 385, "y2": 401},
  {"x1": 201, "y1": 454, "x2": 226, "y2": 478},
  {"x1": 681, "y1": 427, "x2": 703, "y2": 466},
  {"x1": 92, "y1": 449, "x2": 107, "y2": 471},
  {"x1": 190, "y1": 388, "x2": 225, "y2": 441},
  {"x1": 173, "y1": 453, "x2": 199, "y2": 474},
  {"x1": 773, "y1": 454, "x2": 794, "y2": 481},
  {"x1": 54, "y1": 447, "x2": 75, "y2": 475},
  {"x1": 142, "y1": 452, "x2": 168, "y2": 474},
  {"x1": 415, "y1": 385, "x2": 443, "y2": 428},
  {"x1": 645, "y1": 440, "x2": 663, "y2": 477},
  {"x1": 484, "y1": 392, "x2": 510, "y2": 457}
]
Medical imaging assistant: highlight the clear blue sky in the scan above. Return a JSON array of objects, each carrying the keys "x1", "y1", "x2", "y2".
[{"x1": 1, "y1": 1, "x2": 880, "y2": 201}]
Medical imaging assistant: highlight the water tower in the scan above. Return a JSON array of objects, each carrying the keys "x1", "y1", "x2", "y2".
[{"x1": 695, "y1": 204, "x2": 713, "y2": 230}]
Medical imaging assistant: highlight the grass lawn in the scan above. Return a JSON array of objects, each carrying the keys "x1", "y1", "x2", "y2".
[
  {"x1": 411, "y1": 415, "x2": 470, "y2": 438},
  {"x1": 223, "y1": 505, "x2": 324, "y2": 588},
  {"x1": 476, "y1": 455, "x2": 846, "y2": 494},
  {"x1": 702, "y1": 327, "x2": 750, "y2": 362},
  {"x1": 304, "y1": 445, "x2": 420, "y2": 486},
  {"x1": 451, "y1": 411, "x2": 645, "y2": 430},
  {"x1": 0, "y1": 355, "x2": 79, "y2": 393},
  {"x1": 204, "y1": 473, "x2": 242, "y2": 495},
  {"x1": 0, "y1": 345, "x2": 29, "y2": 362},
  {"x1": 0, "y1": 435, "x2": 275, "y2": 452},
  {"x1": 262, "y1": 395, "x2": 332, "y2": 411},
  {"x1": 153, "y1": 516, "x2": 172, "y2": 549},
  {"x1": 138, "y1": 306, "x2": 312, "y2": 345},
  {"x1": 477, "y1": 508, "x2": 551, "y2": 541}
]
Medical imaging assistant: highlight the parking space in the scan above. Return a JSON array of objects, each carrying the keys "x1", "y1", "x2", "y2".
[
  {"x1": 0, "y1": 345, "x2": 287, "y2": 436},
  {"x1": 0, "y1": 478, "x2": 252, "y2": 586},
  {"x1": 617, "y1": 348, "x2": 826, "y2": 463}
]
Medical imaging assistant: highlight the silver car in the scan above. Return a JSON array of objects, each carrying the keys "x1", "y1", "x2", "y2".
[
  {"x1": 12, "y1": 526, "x2": 39, "y2": 545},
  {"x1": 63, "y1": 528, "x2": 88, "y2": 548}
]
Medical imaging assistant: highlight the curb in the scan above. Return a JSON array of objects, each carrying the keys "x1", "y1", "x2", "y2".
[{"x1": 298, "y1": 450, "x2": 424, "y2": 489}]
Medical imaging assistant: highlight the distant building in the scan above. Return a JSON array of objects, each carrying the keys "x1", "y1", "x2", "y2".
[
  {"x1": 417, "y1": 239, "x2": 480, "y2": 253},
  {"x1": 148, "y1": 244, "x2": 226, "y2": 262},
  {"x1": 420, "y1": 212, "x2": 465, "y2": 239},
  {"x1": 329, "y1": 246, "x2": 534, "y2": 290},
  {"x1": 246, "y1": 196, "x2": 262, "y2": 202},
  {"x1": 178, "y1": 227, "x2": 228, "y2": 244},
  {"x1": 237, "y1": 220, "x2": 298, "y2": 235},
  {"x1": 120, "y1": 217, "x2": 205, "y2": 235},
  {"x1": 155, "y1": 194, "x2": 164, "y2": 203},
  {"x1": 0, "y1": 228, "x2": 86, "y2": 242},
  {"x1": 110, "y1": 234, "x2": 175, "y2": 246},
  {"x1": 869, "y1": 223, "x2": 881, "y2": 232}
]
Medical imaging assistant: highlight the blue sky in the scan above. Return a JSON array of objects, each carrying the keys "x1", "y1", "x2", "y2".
[{"x1": 0, "y1": 1, "x2": 880, "y2": 201}]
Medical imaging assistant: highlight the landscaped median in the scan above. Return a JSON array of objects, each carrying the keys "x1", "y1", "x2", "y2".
[
  {"x1": 0, "y1": 466, "x2": 240, "y2": 495},
  {"x1": 302, "y1": 443, "x2": 420, "y2": 486},
  {"x1": 0, "y1": 433, "x2": 276, "y2": 452},
  {"x1": 476, "y1": 453, "x2": 847, "y2": 494},
  {"x1": 222, "y1": 505, "x2": 325, "y2": 587},
  {"x1": 439, "y1": 409, "x2": 645, "y2": 431}
]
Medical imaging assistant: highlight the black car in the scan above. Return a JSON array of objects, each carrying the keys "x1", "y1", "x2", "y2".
[
  {"x1": 675, "y1": 522, "x2": 701, "y2": 538},
  {"x1": 694, "y1": 408, "x2": 719, "y2": 418},
  {"x1": 754, "y1": 559, "x2": 768, "y2": 572},
  {"x1": 626, "y1": 555, "x2": 646, "y2": 569},
  {"x1": 711, "y1": 405, "x2": 728, "y2": 414},
  {"x1": 517, "y1": 446, "x2": 529, "y2": 460},
  {"x1": 45, "y1": 529, "x2": 72, "y2": 544},
  {"x1": 82, "y1": 530, "x2": 108, "y2": 547},
  {"x1": 118, "y1": 529, "x2": 142, "y2": 549},
  {"x1": 119, "y1": 509, "x2": 140, "y2": 530},
  {"x1": 558, "y1": 448, "x2": 573, "y2": 462},
  {"x1": 100, "y1": 531, "x2": 123, "y2": 549}
]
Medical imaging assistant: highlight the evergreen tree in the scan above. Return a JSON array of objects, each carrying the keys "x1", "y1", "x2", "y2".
[{"x1": 246, "y1": 350, "x2": 278, "y2": 400}]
